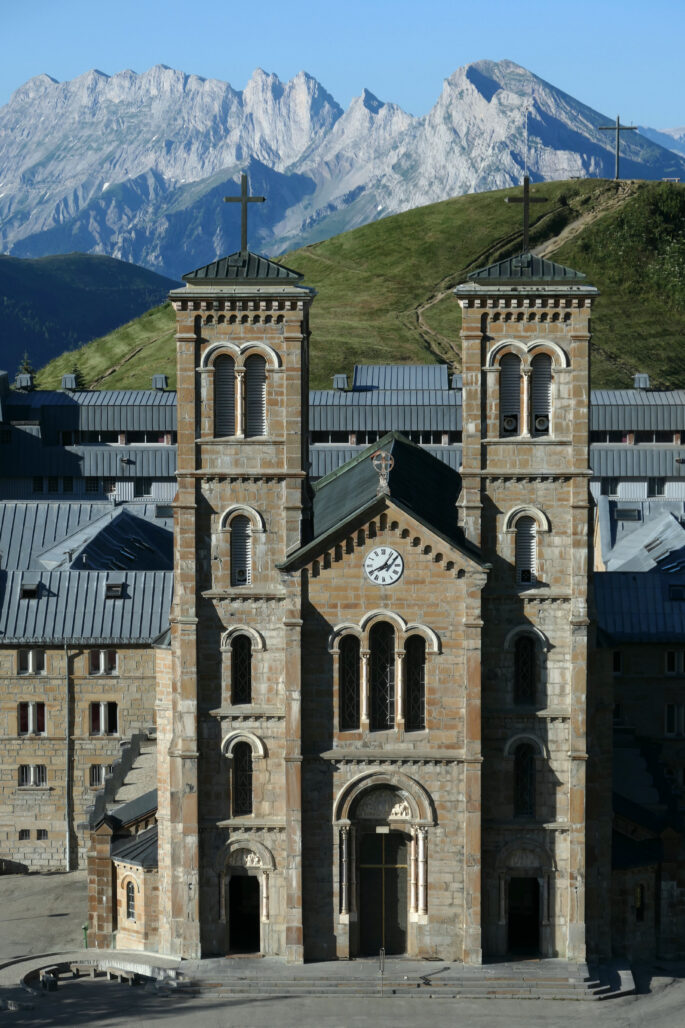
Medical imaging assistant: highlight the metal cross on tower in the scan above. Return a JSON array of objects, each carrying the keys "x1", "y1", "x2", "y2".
[
  {"x1": 598, "y1": 116, "x2": 637, "y2": 180},
  {"x1": 224, "y1": 173, "x2": 266, "y2": 253},
  {"x1": 505, "y1": 175, "x2": 548, "y2": 252}
]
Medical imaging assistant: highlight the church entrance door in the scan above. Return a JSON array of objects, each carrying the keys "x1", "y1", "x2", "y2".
[
  {"x1": 229, "y1": 875, "x2": 260, "y2": 953},
  {"x1": 507, "y1": 877, "x2": 540, "y2": 954},
  {"x1": 359, "y1": 832, "x2": 407, "y2": 955}
]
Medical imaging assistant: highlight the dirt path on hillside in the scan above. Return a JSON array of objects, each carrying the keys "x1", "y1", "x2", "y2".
[{"x1": 90, "y1": 330, "x2": 175, "y2": 388}]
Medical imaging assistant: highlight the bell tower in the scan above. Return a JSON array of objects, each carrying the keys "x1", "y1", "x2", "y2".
[
  {"x1": 455, "y1": 253, "x2": 597, "y2": 961},
  {"x1": 157, "y1": 182, "x2": 315, "y2": 960}
]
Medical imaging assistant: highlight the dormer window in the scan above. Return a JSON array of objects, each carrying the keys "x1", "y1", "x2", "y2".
[
  {"x1": 20, "y1": 584, "x2": 39, "y2": 600},
  {"x1": 105, "y1": 582, "x2": 125, "y2": 599}
]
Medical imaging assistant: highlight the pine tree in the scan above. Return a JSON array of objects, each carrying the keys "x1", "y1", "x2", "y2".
[
  {"x1": 71, "y1": 365, "x2": 85, "y2": 390},
  {"x1": 17, "y1": 351, "x2": 35, "y2": 376}
]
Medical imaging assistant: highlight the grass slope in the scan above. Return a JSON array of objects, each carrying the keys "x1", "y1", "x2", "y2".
[{"x1": 36, "y1": 179, "x2": 685, "y2": 391}]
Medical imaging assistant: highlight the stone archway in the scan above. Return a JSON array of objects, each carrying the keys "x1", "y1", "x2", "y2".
[
  {"x1": 217, "y1": 840, "x2": 274, "y2": 956},
  {"x1": 493, "y1": 840, "x2": 556, "y2": 958}
]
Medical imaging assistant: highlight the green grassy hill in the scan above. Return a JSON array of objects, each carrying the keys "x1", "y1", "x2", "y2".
[{"x1": 35, "y1": 179, "x2": 685, "y2": 391}]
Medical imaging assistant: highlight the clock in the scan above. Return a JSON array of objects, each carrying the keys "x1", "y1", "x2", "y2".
[{"x1": 363, "y1": 546, "x2": 404, "y2": 585}]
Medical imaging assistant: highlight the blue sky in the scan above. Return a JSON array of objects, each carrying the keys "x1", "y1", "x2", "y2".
[{"x1": 3, "y1": 0, "x2": 683, "y2": 128}]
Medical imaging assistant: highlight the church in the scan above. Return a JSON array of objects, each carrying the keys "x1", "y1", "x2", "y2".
[{"x1": 87, "y1": 183, "x2": 618, "y2": 966}]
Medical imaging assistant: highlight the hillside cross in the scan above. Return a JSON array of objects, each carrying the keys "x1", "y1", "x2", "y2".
[
  {"x1": 505, "y1": 174, "x2": 547, "y2": 252},
  {"x1": 598, "y1": 115, "x2": 638, "y2": 180},
  {"x1": 224, "y1": 173, "x2": 265, "y2": 253}
]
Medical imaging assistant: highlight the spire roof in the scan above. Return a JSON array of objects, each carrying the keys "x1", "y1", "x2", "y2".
[
  {"x1": 466, "y1": 252, "x2": 587, "y2": 283},
  {"x1": 182, "y1": 250, "x2": 303, "y2": 284}
]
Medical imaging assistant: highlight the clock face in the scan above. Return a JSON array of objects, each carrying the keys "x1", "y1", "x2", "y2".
[{"x1": 363, "y1": 546, "x2": 404, "y2": 585}]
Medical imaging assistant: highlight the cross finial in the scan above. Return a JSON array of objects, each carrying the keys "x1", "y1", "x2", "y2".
[
  {"x1": 224, "y1": 173, "x2": 266, "y2": 253},
  {"x1": 372, "y1": 449, "x2": 394, "y2": 495}
]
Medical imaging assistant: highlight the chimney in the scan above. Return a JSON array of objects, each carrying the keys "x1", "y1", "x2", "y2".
[
  {"x1": 61, "y1": 373, "x2": 77, "y2": 391},
  {"x1": 15, "y1": 372, "x2": 34, "y2": 391},
  {"x1": 332, "y1": 374, "x2": 348, "y2": 391},
  {"x1": 633, "y1": 373, "x2": 650, "y2": 390},
  {"x1": 152, "y1": 374, "x2": 168, "y2": 391}
]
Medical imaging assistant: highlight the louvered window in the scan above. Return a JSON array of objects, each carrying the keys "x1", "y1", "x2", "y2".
[
  {"x1": 515, "y1": 516, "x2": 537, "y2": 585},
  {"x1": 531, "y1": 354, "x2": 552, "y2": 435},
  {"x1": 231, "y1": 635, "x2": 252, "y2": 704},
  {"x1": 214, "y1": 355, "x2": 236, "y2": 437},
  {"x1": 500, "y1": 354, "x2": 521, "y2": 435},
  {"x1": 244, "y1": 355, "x2": 267, "y2": 437},
  {"x1": 370, "y1": 622, "x2": 395, "y2": 730},
  {"x1": 514, "y1": 744, "x2": 536, "y2": 817},
  {"x1": 230, "y1": 516, "x2": 252, "y2": 586},
  {"x1": 405, "y1": 635, "x2": 426, "y2": 731},
  {"x1": 514, "y1": 636, "x2": 536, "y2": 704},
  {"x1": 339, "y1": 635, "x2": 360, "y2": 731},
  {"x1": 232, "y1": 742, "x2": 253, "y2": 816}
]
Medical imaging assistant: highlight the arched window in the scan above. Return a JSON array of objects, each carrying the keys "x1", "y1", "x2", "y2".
[
  {"x1": 244, "y1": 355, "x2": 266, "y2": 437},
  {"x1": 126, "y1": 881, "x2": 136, "y2": 920},
  {"x1": 370, "y1": 622, "x2": 395, "y2": 731},
  {"x1": 232, "y1": 742, "x2": 253, "y2": 816},
  {"x1": 530, "y1": 354, "x2": 552, "y2": 436},
  {"x1": 404, "y1": 635, "x2": 426, "y2": 731},
  {"x1": 513, "y1": 744, "x2": 536, "y2": 817},
  {"x1": 500, "y1": 353, "x2": 521, "y2": 435},
  {"x1": 214, "y1": 355, "x2": 236, "y2": 437},
  {"x1": 339, "y1": 635, "x2": 360, "y2": 731},
  {"x1": 230, "y1": 516, "x2": 252, "y2": 586},
  {"x1": 515, "y1": 516, "x2": 537, "y2": 584},
  {"x1": 231, "y1": 635, "x2": 252, "y2": 704},
  {"x1": 514, "y1": 636, "x2": 536, "y2": 704}
]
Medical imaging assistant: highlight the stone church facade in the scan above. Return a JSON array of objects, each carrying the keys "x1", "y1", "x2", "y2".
[{"x1": 90, "y1": 244, "x2": 610, "y2": 963}]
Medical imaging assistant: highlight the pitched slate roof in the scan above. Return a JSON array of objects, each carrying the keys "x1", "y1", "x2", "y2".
[
  {"x1": 465, "y1": 252, "x2": 587, "y2": 283},
  {"x1": 111, "y1": 824, "x2": 158, "y2": 868},
  {"x1": 182, "y1": 250, "x2": 303, "y2": 284},
  {"x1": 108, "y1": 789, "x2": 157, "y2": 829},
  {"x1": 594, "y1": 570, "x2": 685, "y2": 642},
  {"x1": 67, "y1": 509, "x2": 173, "y2": 571}
]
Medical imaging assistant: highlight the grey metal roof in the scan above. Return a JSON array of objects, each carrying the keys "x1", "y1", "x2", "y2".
[
  {"x1": 590, "y1": 447, "x2": 685, "y2": 477},
  {"x1": 310, "y1": 392, "x2": 461, "y2": 432},
  {"x1": 310, "y1": 445, "x2": 462, "y2": 479},
  {"x1": 591, "y1": 391, "x2": 685, "y2": 430},
  {"x1": 109, "y1": 789, "x2": 157, "y2": 829},
  {"x1": 0, "y1": 439, "x2": 176, "y2": 478},
  {"x1": 111, "y1": 824, "x2": 158, "y2": 868},
  {"x1": 3, "y1": 389, "x2": 177, "y2": 438},
  {"x1": 65, "y1": 509, "x2": 173, "y2": 572},
  {"x1": 604, "y1": 513, "x2": 685, "y2": 572},
  {"x1": 0, "y1": 570, "x2": 173, "y2": 644},
  {"x1": 594, "y1": 571, "x2": 685, "y2": 642},
  {"x1": 182, "y1": 250, "x2": 303, "y2": 284},
  {"x1": 351, "y1": 364, "x2": 451, "y2": 390},
  {"x1": 465, "y1": 252, "x2": 587, "y2": 283}
]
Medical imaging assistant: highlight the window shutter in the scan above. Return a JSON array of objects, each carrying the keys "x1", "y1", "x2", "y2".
[
  {"x1": 500, "y1": 354, "x2": 521, "y2": 434},
  {"x1": 531, "y1": 354, "x2": 552, "y2": 434},
  {"x1": 214, "y1": 355, "x2": 236, "y2": 437},
  {"x1": 244, "y1": 355, "x2": 266, "y2": 437},
  {"x1": 90, "y1": 703, "x2": 101, "y2": 734},
  {"x1": 515, "y1": 516, "x2": 537, "y2": 584},
  {"x1": 230, "y1": 516, "x2": 252, "y2": 586}
]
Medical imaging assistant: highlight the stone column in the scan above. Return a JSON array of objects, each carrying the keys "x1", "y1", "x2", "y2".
[
  {"x1": 396, "y1": 650, "x2": 405, "y2": 728},
  {"x1": 410, "y1": 830, "x2": 418, "y2": 915},
  {"x1": 235, "y1": 367, "x2": 245, "y2": 437},
  {"x1": 340, "y1": 826, "x2": 350, "y2": 916},
  {"x1": 261, "y1": 872, "x2": 270, "y2": 922},
  {"x1": 521, "y1": 367, "x2": 531, "y2": 437},
  {"x1": 360, "y1": 650, "x2": 370, "y2": 728},
  {"x1": 417, "y1": 828, "x2": 428, "y2": 917},
  {"x1": 284, "y1": 609, "x2": 304, "y2": 963},
  {"x1": 498, "y1": 874, "x2": 506, "y2": 924}
]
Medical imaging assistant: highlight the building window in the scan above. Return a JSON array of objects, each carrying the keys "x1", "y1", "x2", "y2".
[
  {"x1": 90, "y1": 701, "x2": 118, "y2": 736},
  {"x1": 214, "y1": 355, "x2": 236, "y2": 437},
  {"x1": 126, "y1": 881, "x2": 136, "y2": 921},
  {"x1": 232, "y1": 742, "x2": 253, "y2": 816},
  {"x1": 37, "y1": 829, "x2": 48, "y2": 841},
  {"x1": 635, "y1": 884, "x2": 645, "y2": 922},
  {"x1": 530, "y1": 354, "x2": 552, "y2": 435},
  {"x1": 370, "y1": 621, "x2": 395, "y2": 731},
  {"x1": 500, "y1": 354, "x2": 521, "y2": 436},
  {"x1": 47, "y1": 475, "x2": 59, "y2": 492},
  {"x1": 89, "y1": 764, "x2": 107, "y2": 788},
  {"x1": 648, "y1": 477, "x2": 666, "y2": 497},
  {"x1": 513, "y1": 744, "x2": 536, "y2": 817},
  {"x1": 339, "y1": 635, "x2": 361, "y2": 731},
  {"x1": 514, "y1": 636, "x2": 536, "y2": 704},
  {"x1": 62, "y1": 476, "x2": 73, "y2": 493},
  {"x1": 666, "y1": 650, "x2": 678, "y2": 675},
  {"x1": 18, "y1": 764, "x2": 47, "y2": 787},
  {"x1": 18, "y1": 648, "x2": 45, "y2": 674},
  {"x1": 18, "y1": 829, "x2": 30, "y2": 840},
  {"x1": 89, "y1": 649, "x2": 118, "y2": 675},
  {"x1": 231, "y1": 635, "x2": 252, "y2": 705},
  {"x1": 18, "y1": 701, "x2": 46, "y2": 736},
  {"x1": 601, "y1": 477, "x2": 619, "y2": 497},
  {"x1": 613, "y1": 650, "x2": 622, "y2": 675},
  {"x1": 134, "y1": 477, "x2": 151, "y2": 497},
  {"x1": 230, "y1": 516, "x2": 252, "y2": 586},
  {"x1": 515, "y1": 517, "x2": 537, "y2": 585},
  {"x1": 32, "y1": 476, "x2": 44, "y2": 493},
  {"x1": 85, "y1": 478, "x2": 99, "y2": 493},
  {"x1": 244, "y1": 354, "x2": 267, "y2": 437},
  {"x1": 404, "y1": 635, "x2": 426, "y2": 731}
]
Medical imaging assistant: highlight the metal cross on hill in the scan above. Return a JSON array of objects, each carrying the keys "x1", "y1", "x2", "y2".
[
  {"x1": 598, "y1": 115, "x2": 637, "y2": 180},
  {"x1": 224, "y1": 173, "x2": 266, "y2": 253},
  {"x1": 505, "y1": 175, "x2": 548, "y2": 252}
]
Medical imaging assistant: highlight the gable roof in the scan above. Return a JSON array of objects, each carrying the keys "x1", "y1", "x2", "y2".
[
  {"x1": 111, "y1": 824, "x2": 158, "y2": 868},
  {"x1": 281, "y1": 432, "x2": 483, "y2": 569},
  {"x1": 465, "y1": 252, "x2": 587, "y2": 283},
  {"x1": 182, "y1": 250, "x2": 303, "y2": 284}
]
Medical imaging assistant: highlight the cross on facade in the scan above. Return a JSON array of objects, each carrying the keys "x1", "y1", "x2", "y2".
[
  {"x1": 224, "y1": 173, "x2": 266, "y2": 253},
  {"x1": 372, "y1": 450, "x2": 394, "y2": 494},
  {"x1": 598, "y1": 115, "x2": 638, "y2": 180},
  {"x1": 505, "y1": 175, "x2": 548, "y2": 252}
]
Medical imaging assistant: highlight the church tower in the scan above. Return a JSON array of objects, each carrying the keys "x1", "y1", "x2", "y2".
[
  {"x1": 455, "y1": 252, "x2": 596, "y2": 960},
  {"x1": 157, "y1": 180, "x2": 315, "y2": 959}
]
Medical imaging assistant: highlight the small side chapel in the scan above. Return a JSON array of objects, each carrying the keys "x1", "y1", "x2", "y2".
[{"x1": 89, "y1": 196, "x2": 599, "y2": 963}]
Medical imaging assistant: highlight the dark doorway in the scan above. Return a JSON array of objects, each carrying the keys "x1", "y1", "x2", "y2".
[
  {"x1": 229, "y1": 875, "x2": 260, "y2": 953},
  {"x1": 508, "y1": 877, "x2": 540, "y2": 954},
  {"x1": 359, "y1": 832, "x2": 407, "y2": 955}
]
